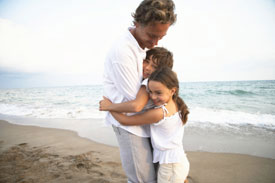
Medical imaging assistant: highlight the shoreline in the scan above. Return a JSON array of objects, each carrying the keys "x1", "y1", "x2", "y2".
[
  {"x1": 1, "y1": 120, "x2": 275, "y2": 183},
  {"x1": 1, "y1": 114, "x2": 275, "y2": 159}
]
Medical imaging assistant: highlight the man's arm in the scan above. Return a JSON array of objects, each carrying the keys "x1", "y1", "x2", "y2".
[{"x1": 112, "y1": 62, "x2": 141, "y2": 101}]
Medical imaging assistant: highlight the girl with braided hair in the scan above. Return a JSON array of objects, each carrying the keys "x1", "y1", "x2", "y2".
[{"x1": 103, "y1": 67, "x2": 190, "y2": 183}]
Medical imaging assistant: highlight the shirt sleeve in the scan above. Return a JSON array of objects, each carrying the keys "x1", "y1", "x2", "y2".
[
  {"x1": 112, "y1": 62, "x2": 141, "y2": 101},
  {"x1": 141, "y1": 78, "x2": 150, "y2": 93},
  {"x1": 141, "y1": 78, "x2": 148, "y2": 86}
]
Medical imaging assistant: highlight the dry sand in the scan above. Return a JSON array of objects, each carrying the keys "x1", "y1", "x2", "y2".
[{"x1": 0, "y1": 120, "x2": 275, "y2": 183}]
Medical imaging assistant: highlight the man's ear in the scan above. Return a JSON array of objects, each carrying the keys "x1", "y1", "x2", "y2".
[{"x1": 134, "y1": 22, "x2": 139, "y2": 28}]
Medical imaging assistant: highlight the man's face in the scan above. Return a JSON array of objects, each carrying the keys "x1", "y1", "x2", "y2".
[
  {"x1": 143, "y1": 56, "x2": 158, "y2": 79},
  {"x1": 135, "y1": 22, "x2": 170, "y2": 49}
]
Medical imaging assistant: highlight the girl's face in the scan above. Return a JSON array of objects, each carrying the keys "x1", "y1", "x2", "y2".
[
  {"x1": 143, "y1": 56, "x2": 158, "y2": 79},
  {"x1": 148, "y1": 80, "x2": 175, "y2": 106}
]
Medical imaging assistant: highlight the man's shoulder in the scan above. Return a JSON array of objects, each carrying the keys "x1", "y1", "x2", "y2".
[
  {"x1": 111, "y1": 32, "x2": 138, "y2": 52},
  {"x1": 106, "y1": 32, "x2": 144, "y2": 64}
]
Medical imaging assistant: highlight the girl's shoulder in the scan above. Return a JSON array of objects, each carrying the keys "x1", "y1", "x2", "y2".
[
  {"x1": 143, "y1": 107, "x2": 165, "y2": 123},
  {"x1": 150, "y1": 106, "x2": 165, "y2": 115},
  {"x1": 156, "y1": 102, "x2": 178, "y2": 117}
]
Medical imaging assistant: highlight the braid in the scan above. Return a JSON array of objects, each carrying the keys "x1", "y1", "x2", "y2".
[
  {"x1": 149, "y1": 67, "x2": 189, "y2": 125},
  {"x1": 173, "y1": 91, "x2": 189, "y2": 125}
]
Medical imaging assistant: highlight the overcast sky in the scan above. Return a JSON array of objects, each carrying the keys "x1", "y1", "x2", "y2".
[{"x1": 0, "y1": 0, "x2": 275, "y2": 88}]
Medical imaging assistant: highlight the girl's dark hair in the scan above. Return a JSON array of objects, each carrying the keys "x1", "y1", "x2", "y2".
[
  {"x1": 132, "y1": 0, "x2": 177, "y2": 26},
  {"x1": 148, "y1": 67, "x2": 189, "y2": 124},
  {"x1": 146, "y1": 47, "x2": 173, "y2": 69}
]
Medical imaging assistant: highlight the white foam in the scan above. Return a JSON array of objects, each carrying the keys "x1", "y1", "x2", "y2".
[
  {"x1": 188, "y1": 107, "x2": 275, "y2": 129},
  {"x1": 0, "y1": 103, "x2": 106, "y2": 119}
]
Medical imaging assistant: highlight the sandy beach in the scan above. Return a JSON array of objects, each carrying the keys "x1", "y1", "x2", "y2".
[{"x1": 1, "y1": 120, "x2": 275, "y2": 183}]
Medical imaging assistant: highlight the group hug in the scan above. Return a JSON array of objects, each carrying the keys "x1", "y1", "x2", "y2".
[{"x1": 99, "y1": 0, "x2": 190, "y2": 182}]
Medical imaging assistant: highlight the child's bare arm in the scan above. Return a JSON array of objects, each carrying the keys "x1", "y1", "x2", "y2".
[
  {"x1": 110, "y1": 108, "x2": 163, "y2": 126},
  {"x1": 99, "y1": 86, "x2": 149, "y2": 113}
]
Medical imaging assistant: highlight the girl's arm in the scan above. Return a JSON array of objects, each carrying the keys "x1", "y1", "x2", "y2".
[
  {"x1": 110, "y1": 108, "x2": 163, "y2": 126},
  {"x1": 99, "y1": 85, "x2": 149, "y2": 113}
]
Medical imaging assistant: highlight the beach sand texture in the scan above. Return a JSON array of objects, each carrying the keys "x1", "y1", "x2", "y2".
[{"x1": 1, "y1": 120, "x2": 275, "y2": 183}]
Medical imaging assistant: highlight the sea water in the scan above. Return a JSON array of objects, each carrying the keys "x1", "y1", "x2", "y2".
[{"x1": 1, "y1": 80, "x2": 275, "y2": 158}]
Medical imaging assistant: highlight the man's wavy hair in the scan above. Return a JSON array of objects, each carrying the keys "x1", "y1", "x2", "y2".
[{"x1": 132, "y1": 0, "x2": 177, "y2": 26}]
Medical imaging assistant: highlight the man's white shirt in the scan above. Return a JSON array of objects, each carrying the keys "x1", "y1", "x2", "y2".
[{"x1": 103, "y1": 28, "x2": 150, "y2": 137}]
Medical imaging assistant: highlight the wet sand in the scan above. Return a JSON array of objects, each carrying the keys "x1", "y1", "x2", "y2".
[{"x1": 0, "y1": 120, "x2": 275, "y2": 183}]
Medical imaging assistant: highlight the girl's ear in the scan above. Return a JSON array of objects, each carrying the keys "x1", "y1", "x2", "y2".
[{"x1": 171, "y1": 87, "x2": 177, "y2": 96}]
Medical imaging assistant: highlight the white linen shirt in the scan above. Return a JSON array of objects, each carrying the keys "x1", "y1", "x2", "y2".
[{"x1": 103, "y1": 28, "x2": 150, "y2": 137}]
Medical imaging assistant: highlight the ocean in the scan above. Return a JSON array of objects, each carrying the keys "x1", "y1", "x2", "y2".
[{"x1": 1, "y1": 80, "x2": 275, "y2": 158}]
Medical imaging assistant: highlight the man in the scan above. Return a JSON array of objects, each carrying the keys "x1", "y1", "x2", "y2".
[{"x1": 103, "y1": 0, "x2": 176, "y2": 182}]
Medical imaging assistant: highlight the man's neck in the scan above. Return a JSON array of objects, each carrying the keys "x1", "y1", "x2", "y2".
[{"x1": 130, "y1": 28, "x2": 144, "y2": 49}]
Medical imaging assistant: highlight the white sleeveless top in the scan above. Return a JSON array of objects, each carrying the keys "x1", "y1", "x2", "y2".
[{"x1": 150, "y1": 104, "x2": 185, "y2": 164}]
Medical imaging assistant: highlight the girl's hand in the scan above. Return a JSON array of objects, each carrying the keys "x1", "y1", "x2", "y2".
[{"x1": 99, "y1": 96, "x2": 113, "y2": 111}]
